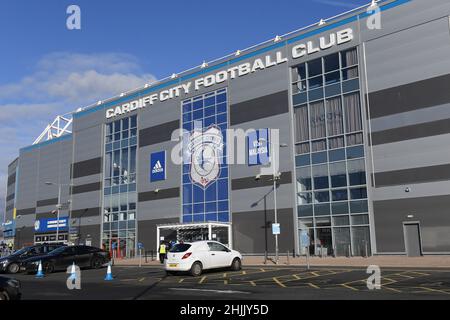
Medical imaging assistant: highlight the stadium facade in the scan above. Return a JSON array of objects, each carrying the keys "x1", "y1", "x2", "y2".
[{"x1": 3, "y1": 0, "x2": 450, "y2": 257}]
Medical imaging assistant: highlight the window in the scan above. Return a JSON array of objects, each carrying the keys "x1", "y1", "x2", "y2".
[{"x1": 208, "y1": 242, "x2": 229, "y2": 252}]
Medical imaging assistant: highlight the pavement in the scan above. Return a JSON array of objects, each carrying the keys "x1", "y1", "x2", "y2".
[
  {"x1": 115, "y1": 254, "x2": 450, "y2": 268},
  {"x1": 9, "y1": 265, "x2": 450, "y2": 300}
]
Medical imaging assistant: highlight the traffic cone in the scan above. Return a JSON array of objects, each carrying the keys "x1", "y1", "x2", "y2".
[
  {"x1": 35, "y1": 261, "x2": 44, "y2": 278},
  {"x1": 104, "y1": 263, "x2": 113, "y2": 281},
  {"x1": 69, "y1": 262, "x2": 77, "y2": 280}
]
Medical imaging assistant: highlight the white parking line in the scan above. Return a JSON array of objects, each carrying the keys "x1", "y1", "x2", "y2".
[{"x1": 168, "y1": 288, "x2": 251, "y2": 294}]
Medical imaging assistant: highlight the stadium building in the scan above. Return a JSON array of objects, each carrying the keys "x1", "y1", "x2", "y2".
[{"x1": 3, "y1": 0, "x2": 450, "y2": 258}]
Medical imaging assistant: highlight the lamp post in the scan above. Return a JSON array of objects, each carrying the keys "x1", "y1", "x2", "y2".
[
  {"x1": 45, "y1": 182, "x2": 72, "y2": 244},
  {"x1": 257, "y1": 134, "x2": 288, "y2": 264}
]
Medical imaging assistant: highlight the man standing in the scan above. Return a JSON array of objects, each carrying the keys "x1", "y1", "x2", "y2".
[{"x1": 159, "y1": 242, "x2": 167, "y2": 264}]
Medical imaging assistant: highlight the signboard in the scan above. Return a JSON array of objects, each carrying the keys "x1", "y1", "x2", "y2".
[
  {"x1": 272, "y1": 223, "x2": 280, "y2": 235},
  {"x1": 34, "y1": 217, "x2": 69, "y2": 233},
  {"x1": 248, "y1": 129, "x2": 270, "y2": 166},
  {"x1": 2, "y1": 220, "x2": 16, "y2": 238},
  {"x1": 150, "y1": 151, "x2": 166, "y2": 182},
  {"x1": 300, "y1": 230, "x2": 310, "y2": 247},
  {"x1": 138, "y1": 242, "x2": 144, "y2": 250}
]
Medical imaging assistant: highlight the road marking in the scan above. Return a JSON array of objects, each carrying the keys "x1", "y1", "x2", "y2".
[
  {"x1": 341, "y1": 283, "x2": 359, "y2": 291},
  {"x1": 260, "y1": 268, "x2": 266, "y2": 272},
  {"x1": 138, "y1": 277, "x2": 145, "y2": 282},
  {"x1": 311, "y1": 271, "x2": 320, "y2": 277},
  {"x1": 224, "y1": 280, "x2": 228, "y2": 285},
  {"x1": 308, "y1": 282, "x2": 320, "y2": 289},
  {"x1": 120, "y1": 279, "x2": 137, "y2": 282},
  {"x1": 199, "y1": 276, "x2": 207, "y2": 284},
  {"x1": 168, "y1": 288, "x2": 250, "y2": 294},
  {"x1": 417, "y1": 287, "x2": 450, "y2": 295},
  {"x1": 178, "y1": 278, "x2": 184, "y2": 283},
  {"x1": 293, "y1": 275, "x2": 301, "y2": 280},
  {"x1": 242, "y1": 271, "x2": 247, "y2": 275},
  {"x1": 273, "y1": 277, "x2": 286, "y2": 288},
  {"x1": 223, "y1": 273, "x2": 227, "y2": 278},
  {"x1": 250, "y1": 281, "x2": 256, "y2": 287},
  {"x1": 382, "y1": 286, "x2": 402, "y2": 293}
]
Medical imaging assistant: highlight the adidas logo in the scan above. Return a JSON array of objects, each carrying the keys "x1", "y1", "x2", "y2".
[{"x1": 152, "y1": 160, "x2": 164, "y2": 174}]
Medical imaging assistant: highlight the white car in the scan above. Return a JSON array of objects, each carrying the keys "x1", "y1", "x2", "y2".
[{"x1": 164, "y1": 241, "x2": 242, "y2": 276}]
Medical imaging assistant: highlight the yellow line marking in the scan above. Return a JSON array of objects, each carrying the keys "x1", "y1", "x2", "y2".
[
  {"x1": 417, "y1": 287, "x2": 450, "y2": 295},
  {"x1": 293, "y1": 275, "x2": 301, "y2": 280},
  {"x1": 178, "y1": 278, "x2": 184, "y2": 283},
  {"x1": 242, "y1": 271, "x2": 247, "y2": 275},
  {"x1": 383, "y1": 286, "x2": 402, "y2": 293},
  {"x1": 224, "y1": 280, "x2": 228, "y2": 285},
  {"x1": 273, "y1": 277, "x2": 286, "y2": 288},
  {"x1": 223, "y1": 273, "x2": 227, "y2": 278},
  {"x1": 408, "y1": 271, "x2": 430, "y2": 276},
  {"x1": 199, "y1": 276, "x2": 207, "y2": 284},
  {"x1": 308, "y1": 282, "x2": 320, "y2": 289},
  {"x1": 138, "y1": 277, "x2": 145, "y2": 282},
  {"x1": 311, "y1": 271, "x2": 320, "y2": 277},
  {"x1": 120, "y1": 279, "x2": 137, "y2": 282},
  {"x1": 341, "y1": 283, "x2": 359, "y2": 291},
  {"x1": 250, "y1": 281, "x2": 256, "y2": 287}
]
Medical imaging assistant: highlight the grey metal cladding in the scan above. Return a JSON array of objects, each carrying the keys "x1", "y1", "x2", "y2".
[
  {"x1": 70, "y1": 207, "x2": 101, "y2": 218},
  {"x1": 230, "y1": 90, "x2": 289, "y2": 125},
  {"x1": 36, "y1": 198, "x2": 58, "y2": 207},
  {"x1": 232, "y1": 208, "x2": 294, "y2": 254},
  {"x1": 232, "y1": 172, "x2": 292, "y2": 190},
  {"x1": 138, "y1": 187, "x2": 180, "y2": 202},
  {"x1": 373, "y1": 194, "x2": 450, "y2": 252},
  {"x1": 7, "y1": 173, "x2": 16, "y2": 186},
  {"x1": 369, "y1": 73, "x2": 450, "y2": 119},
  {"x1": 375, "y1": 164, "x2": 450, "y2": 187},
  {"x1": 71, "y1": 182, "x2": 102, "y2": 195},
  {"x1": 139, "y1": 120, "x2": 180, "y2": 147},
  {"x1": 371, "y1": 118, "x2": 450, "y2": 145},
  {"x1": 16, "y1": 208, "x2": 35, "y2": 216},
  {"x1": 137, "y1": 218, "x2": 179, "y2": 249},
  {"x1": 73, "y1": 125, "x2": 103, "y2": 162},
  {"x1": 71, "y1": 157, "x2": 102, "y2": 179}
]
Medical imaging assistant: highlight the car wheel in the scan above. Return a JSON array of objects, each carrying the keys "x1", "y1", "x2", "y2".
[
  {"x1": 91, "y1": 257, "x2": 103, "y2": 269},
  {"x1": 7, "y1": 263, "x2": 20, "y2": 274},
  {"x1": 0, "y1": 291, "x2": 10, "y2": 301},
  {"x1": 44, "y1": 262, "x2": 55, "y2": 274},
  {"x1": 190, "y1": 261, "x2": 203, "y2": 277},
  {"x1": 230, "y1": 258, "x2": 242, "y2": 271}
]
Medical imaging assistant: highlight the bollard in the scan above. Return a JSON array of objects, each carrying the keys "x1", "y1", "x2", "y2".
[
  {"x1": 348, "y1": 244, "x2": 351, "y2": 258},
  {"x1": 145, "y1": 251, "x2": 148, "y2": 263},
  {"x1": 264, "y1": 251, "x2": 267, "y2": 265},
  {"x1": 306, "y1": 247, "x2": 310, "y2": 270},
  {"x1": 287, "y1": 250, "x2": 290, "y2": 265},
  {"x1": 365, "y1": 242, "x2": 369, "y2": 258},
  {"x1": 139, "y1": 248, "x2": 142, "y2": 267}
]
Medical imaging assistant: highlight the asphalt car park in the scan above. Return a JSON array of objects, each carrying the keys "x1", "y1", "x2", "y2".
[{"x1": 8, "y1": 265, "x2": 450, "y2": 300}]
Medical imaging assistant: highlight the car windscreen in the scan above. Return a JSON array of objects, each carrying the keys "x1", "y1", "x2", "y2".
[
  {"x1": 169, "y1": 244, "x2": 191, "y2": 253},
  {"x1": 11, "y1": 247, "x2": 31, "y2": 256},
  {"x1": 48, "y1": 246, "x2": 68, "y2": 255}
]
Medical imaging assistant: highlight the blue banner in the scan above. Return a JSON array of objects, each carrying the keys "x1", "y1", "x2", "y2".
[
  {"x1": 248, "y1": 129, "x2": 270, "y2": 166},
  {"x1": 150, "y1": 151, "x2": 166, "y2": 182},
  {"x1": 34, "y1": 217, "x2": 69, "y2": 233}
]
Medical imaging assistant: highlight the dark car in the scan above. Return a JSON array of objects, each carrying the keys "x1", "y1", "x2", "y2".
[
  {"x1": 0, "y1": 276, "x2": 21, "y2": 300},
  {"x1": 23, "y1": 245, "x2": 111, "y2": 274},
  {"x1": 0, "y1": 244, "x2": 65, "y2": 274}
]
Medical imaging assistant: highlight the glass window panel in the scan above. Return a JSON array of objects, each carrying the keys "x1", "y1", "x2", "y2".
[
  {"x1": 296, "y1": 167, "x2": 312, "y2": 191},
  {"x1": 342, "y1": 67, "x2": 359, "y2": 80},
  {"x1": 295, "y1": 154, "x2": 310, "y2": 167},
  {"x1": 332, "y1": 202, "x2": 349, "y2": 215},
  {"x1": 343, "y1": 92, "x2": 362, "y2": 132},
  {"x1": 329, "y1": 148, "x2": 345, "y2": 161},
  {"x1": 311, "y1": 151, "x2": 327, "y2": 164},
  {"x1": 346, "y1": 133, "x2": 363, "y2": 146},
  {"x1": 350, "y1": 187, "x2": 367, "y2": 199},
  {"x1": 298, "y1": 192, "x2": 313, "y2": 204},
  {"x1": 348, "y1": 159, "x2": 366, "y2": 185},
  {"x1": 333, "y1": 215, "x2": 349, "y2": 226},
  {"x1": 295, "y1": 143, "x2": 310, "y2": 155},
  {"x1": 297, "y1": 64, "x2": 307, "y2": 81},
  {"x1": 347, "y1": 145, "x2": 364, "y2": 159},
  {"x1": 129, "y1": 146, "x2": 136, "y2": 174},
  {"x1": 308, "y1": 88, "x2": 324, "y2": 101},
  {"x1": 329, "y1": 161, "x2": 347, "y2": 187},
  {"x1": 314, "y1": 203, "x2": 330, "y2": 216},
  {"x1": 332, "y1": 189, "x2": 348, "y2": 201},
  {"x1": 324, "y1": 53, "x2": 340, "y2": 72},
  {"x1": 315, "y1": 216, "x2": 331, "y2": 227},
  {"x1": 333, "y1": 227, "x2": 351, "y2": 256},
  {"x1": 308, "y1": 76, "x2": 323, "y2": 90},
  {"x1": 341, "y1": 48, "x2": 358, "y2": 67},
  {"x1": 310, "y1": 101, "x2": 326, "y2": 139},
  {"x1": 308, "y1": 58, "x2": 322, "y2": 77},
  {"x1": 298, "y1": 218, "x2": 313, "y2": 229},
  {"x1": 311, "y1": 140, "x2": 326, "y2": 152},
  {"x1": 351, "y1": 226, "x2": 371, "y2": 256},
  {"x1": 350, "y1": 200, "x2": 368, "y2": 213},
  {"x1": 114, "y1": 120, "x2": 121, "y2": 133},
  {"x1": 325, "y1": 71, "x2": 341, "y2": 85},
  {"x1": 312, "y1": 164, "x2": 329, "y2": 189},
  {"x1": 122, "y1": 118, "x2": 129, "y2": 131},
  {"x1": 351, "y1": 214, "x2": 369, "y2": 225},
  {"x1": 130, "y1": 116, "x2": 137, "y2": 128},
  {"x1": 314, "y1": 191, "x2": 330, "y2": 203},
  {"x1": 294, "y1": 105, "x2": 309, "y2": 142},
  {"x1": 298, "y1": 205, "x2": 313, "y2": 217},
  {"x1": 326, "y1": 97, "x2": 344, "y2": 136}
]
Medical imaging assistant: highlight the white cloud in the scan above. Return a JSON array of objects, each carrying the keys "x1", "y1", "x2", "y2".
[{"x1": 0, "y1": 52, "x2": 156, "y2": 216}]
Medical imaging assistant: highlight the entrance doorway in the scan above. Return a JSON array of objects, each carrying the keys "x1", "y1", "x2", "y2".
[{"x1": 403, "y1": 222, "x2": 422, "y2": 257}]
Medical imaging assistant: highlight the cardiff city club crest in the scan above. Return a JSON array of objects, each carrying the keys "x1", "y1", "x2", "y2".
[{"x1": 187, "y1": 126, "x2": 224, "y2": 188}]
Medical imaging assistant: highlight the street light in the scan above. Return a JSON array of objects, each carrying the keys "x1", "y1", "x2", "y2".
[
  {"x1": 258, "y1": 134, "x2": 288, "y2": 264},
  {"x1": 45, "y1": 181, "x2": 72, "y2": 244}
]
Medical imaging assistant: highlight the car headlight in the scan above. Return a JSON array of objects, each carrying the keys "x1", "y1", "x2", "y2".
[
  {"x1": 1, "y1": 260, "x2": 9, "y2": 266},
  {"x1": 7, "y1": 279, "x2": 20, "y2": 288}
]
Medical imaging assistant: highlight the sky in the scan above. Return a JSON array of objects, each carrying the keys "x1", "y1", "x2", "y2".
[{"x1": 0, "y1": 0, "x2": 369, "y2": 223}]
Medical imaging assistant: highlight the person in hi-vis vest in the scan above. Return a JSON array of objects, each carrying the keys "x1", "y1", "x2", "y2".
[{"x1": 159, "y1": 242, "x2": 167, "y2": 264}]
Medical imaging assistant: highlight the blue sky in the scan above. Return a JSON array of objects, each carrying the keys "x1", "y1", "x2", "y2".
[{"x1": 0, "y1": 0, "x2": 369, "y2": 222}]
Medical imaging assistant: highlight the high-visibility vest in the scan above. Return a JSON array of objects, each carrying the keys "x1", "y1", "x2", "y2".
[{"x1": 159, "y1": 244, "x2": 166, "y2": 254}]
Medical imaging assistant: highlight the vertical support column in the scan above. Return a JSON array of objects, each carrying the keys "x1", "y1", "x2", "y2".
[
  {"x1": 156, "y1": 227, "x2": 160, "y2": 261},
  {"x1": 208, "y1": 224, "x2": 212, "y2": 241},
  {"x1": 228, "y1": 224, "x2": 233, "y2": 249}
]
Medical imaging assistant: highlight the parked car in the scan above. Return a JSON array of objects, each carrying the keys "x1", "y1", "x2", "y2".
[
  {"x1": 165, "y1": 241, "x2": 242, "y2": 276},
  {"x1": 0, "y1": 244, "x2": 65, "y2": 274},
  {"x1": 0, "y1": 276, "x2": 21, "y2": 300},
  {"x1": 22, "y1": 245, "x2": 110, "y2": 274}
]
